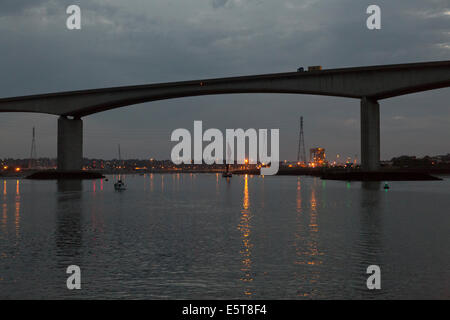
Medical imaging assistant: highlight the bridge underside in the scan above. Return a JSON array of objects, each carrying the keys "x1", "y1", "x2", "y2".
[{"x1": 0, "y1": 60, "x2": 449, "y2": 171}]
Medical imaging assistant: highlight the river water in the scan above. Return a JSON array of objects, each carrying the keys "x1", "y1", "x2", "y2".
[{"x1": 0, "y1": 174, "x2": 449, "y2": 299}]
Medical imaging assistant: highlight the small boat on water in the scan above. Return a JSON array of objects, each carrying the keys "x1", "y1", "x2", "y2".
[
  {"x1": 114, "y1": 180, "x2": 126, "y2": 191},
  {"x1": 222, "y1": 166, "x2": 232, "y2": 178},
  {"x1": 384, "y1": 182, "x2": 390, "y2": 190}
]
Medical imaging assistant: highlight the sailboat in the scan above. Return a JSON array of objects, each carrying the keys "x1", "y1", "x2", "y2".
[
  {"x1": 222, "y1": 165, "x2": 232, "y2": 178},
  {"x1": 114, "y1": 144, "x2": 126, "y2": 190},
  {"x1": 222, "y1": 143, "x2": 233, "y2": 178},
  {"x1": 114, "y1": 179, "x2": 126, "y2": 191}
]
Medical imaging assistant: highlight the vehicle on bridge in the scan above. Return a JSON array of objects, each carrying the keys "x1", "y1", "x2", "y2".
[
  {"x1": 297, "y1": 66, "x2": 323, "y2": 72},
  {"x1": 308, "y1": 65, "x2": 323, "y2": 71}
]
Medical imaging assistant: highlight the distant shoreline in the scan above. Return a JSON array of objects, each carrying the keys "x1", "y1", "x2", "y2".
[{"x1": 1, "y1": 167, "x2": 448, "y2": 181}]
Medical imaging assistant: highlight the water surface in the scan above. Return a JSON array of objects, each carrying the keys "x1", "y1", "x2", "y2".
[{"x1": 0, "y1": 174, "x2": 449, "y2": 299}]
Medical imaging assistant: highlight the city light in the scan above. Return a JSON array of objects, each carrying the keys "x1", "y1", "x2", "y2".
[{"x1": 310, "y1": 147, "x2": 326, "y2": 167}]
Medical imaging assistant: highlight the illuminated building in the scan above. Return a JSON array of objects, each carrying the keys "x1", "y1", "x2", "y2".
[{"x1": 310, "y1": 147, "x2": 326, "y2": 167}]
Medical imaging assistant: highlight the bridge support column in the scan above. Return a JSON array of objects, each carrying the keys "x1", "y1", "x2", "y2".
[
  {"x1": 57, "y1": 116, "x2": 83, "y2": 171},
  {"x1": 360, "y1": 97, "x2": 380, "y2": 171}
]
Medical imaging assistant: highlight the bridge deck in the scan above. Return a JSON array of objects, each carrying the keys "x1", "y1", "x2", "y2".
[{"x1": 0, "y1": 60, "x2": 449, "y2": 116}]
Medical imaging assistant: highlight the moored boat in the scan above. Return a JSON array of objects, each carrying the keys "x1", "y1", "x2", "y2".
[{"x1": 114, "y1": 179, "x2": 126, "y2": 191}]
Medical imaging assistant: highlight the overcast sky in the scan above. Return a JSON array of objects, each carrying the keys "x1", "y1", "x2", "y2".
[{"x1": 0, "y1": 0, "x2": 449, "y2": 161}]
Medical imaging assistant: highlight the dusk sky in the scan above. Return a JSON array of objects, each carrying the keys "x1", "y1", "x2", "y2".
[{"x1": 0, "y1": 0, "x2": 449, "y2": 161}]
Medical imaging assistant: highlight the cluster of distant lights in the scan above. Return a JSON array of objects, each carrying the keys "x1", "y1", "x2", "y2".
[
  {"x1": 2, "y1": 157, "x2": 354, "y2": 172},
  {"x1": 284, "y1": 159, "x2": 356, "y2": 168},
  {"x1": 286, "y1": 162, "x2": 322, "y2": 168},
  {"x1": 2, "y1": 166, "x2": 21, "y2": 172}
]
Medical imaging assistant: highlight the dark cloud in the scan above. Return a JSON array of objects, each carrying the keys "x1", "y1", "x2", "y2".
[
  {"x1": 211, "y1": 0, "x2": 229, "y2": 9},
  {"x1": 0, "y1": 0, "x2": 48, "y2": 15}
]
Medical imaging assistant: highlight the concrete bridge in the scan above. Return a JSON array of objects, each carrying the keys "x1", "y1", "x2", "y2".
[{"x1": 0, "y1": 60, "x2": 449, "y2": 171}]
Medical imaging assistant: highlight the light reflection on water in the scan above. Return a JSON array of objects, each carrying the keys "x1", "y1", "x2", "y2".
[
  {"x1": 0, "y1": 174, "x2": 449, "y2": 299},
  {"x1": 14, "y1": 180, "x2": 20, "y2": 238},
  {"x1": 238, "y1": 174, "x2": 253, "y2": 297}
]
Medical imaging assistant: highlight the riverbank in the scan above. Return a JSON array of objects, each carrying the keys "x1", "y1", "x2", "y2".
[
  {"x1": 320, "y1": 171, "x2": 441, "y2": 181},
  {"x1": 2, "y1": 167, "x2": 447, "y2": 181},
  {"x1": 26, "y1": 170, "x2": 104, "y2": 180},
  {"x1": 232, "y1": 167, "x2": 444, "y2": 181}
]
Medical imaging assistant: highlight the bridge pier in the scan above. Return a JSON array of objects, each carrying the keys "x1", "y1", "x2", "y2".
[
  {"x1": 360, "y1": 97, "x2": 380, "y2": 171},
  {"x1": 57, "y1": 116, "x2": 83, "y2": 171}
]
